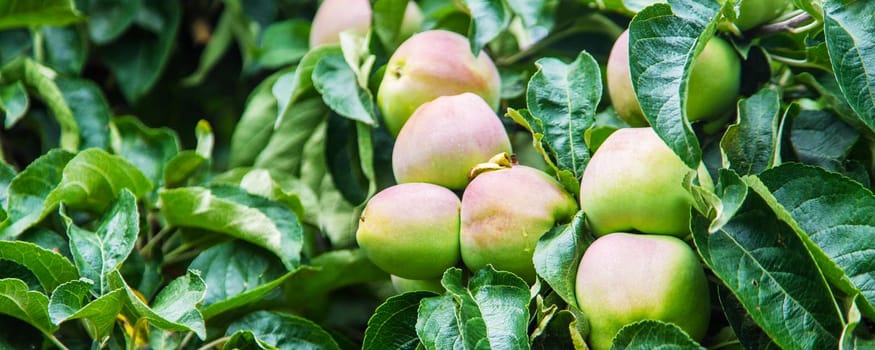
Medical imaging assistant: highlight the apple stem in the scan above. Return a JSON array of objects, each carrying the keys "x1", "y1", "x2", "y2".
[{"x1": 754, "y1": 11, "x2": 816, "y2": 37}]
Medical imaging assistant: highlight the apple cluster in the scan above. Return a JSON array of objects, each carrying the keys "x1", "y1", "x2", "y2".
[{"x1": 355, "y1": 29, "x2": 578, "y2": 290}]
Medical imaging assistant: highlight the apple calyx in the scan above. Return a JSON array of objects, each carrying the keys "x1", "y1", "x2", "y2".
[{"x1": 468, "y1": 152, "x2": 516, "y2": 180}]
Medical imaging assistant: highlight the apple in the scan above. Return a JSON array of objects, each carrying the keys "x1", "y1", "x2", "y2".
[
  {"x1": 355, "y1": 183, "x2": 460, "y2": 280},
  {"x1": 579, "y1": 127, "x2": 705, "y2": 237},
  {"x1": 731, "y1": 0, "x2": 789, "y2": 31},
  {"x1": 377, "y1": 30, "x2": 502, "y2": 137},
  {"x1": 460, "y1": 165, "x2": 578, "y2": 282},
  {"x1": 309, "y1": 0, "x2": 423, "y2": 48},
  {"x1": 607, "y1": 29, "x2": 740, "y2": 126},
  {"x1": 390, "y1": 275, "x2": 444, "y2": 294},
  {"x1": 576, "y1": 232, "x2": 710, "y2": 350},
  {"x1": 393, "y1": 93, "x2": 512, "y2": 190}
]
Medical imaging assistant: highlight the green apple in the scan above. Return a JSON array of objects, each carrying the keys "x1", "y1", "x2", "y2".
[
  {"x1": 309, "y1": 0, "x2": 423, "y2": 48},
  {"x1": 390, "y1": 275, "x2": 444, "y2": 294},
  {"x1": 580, "y1": 127, "x2": 703, "y2": 237},
  {"x1": 460, "y1": 165, "x2": 578, "y2": 282},
  {"x1": 393, "y1": 93, "x2": 512, "y2": 190},
  {"x1": 731, "y1": 0, "x2": 789, "y2": 31},
  {"x1": 377, "y1": 30, "x2": 502, "y2": 137},
  {"x1": 576, "y1": 232, "x2": 710, "y2": 350},
  {"x1": 607, "y1": 29, "x2": 741, "y2": 126},
  {"x1": 356, "y1": 183, "x2": 460, "y2": 280}
]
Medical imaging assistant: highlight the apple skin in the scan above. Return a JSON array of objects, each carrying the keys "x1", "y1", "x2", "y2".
[
  {"x1": 377, "y1": 30, "x2": 502, "y2": 137},
  {"x1": 607, "y1": 29, "x2": 741, "y2": 126},
  {"x1": 575, "y1": 233, "x2": 710, "y2": 350},
  {"x1": 391, "y1": 275, "x2": 444, "y2": 294},
  {"x1": 580, "y1": 127, "x2": 697, "y2": 237},
  {"x1": 309, "y1": 0, "x2": 423, "y2": 48},
  {"x1": 732, "y1": 0, "x2": 789, "y2": 30},
  {"x1": 393, "y1": 93, "x2": 512, "y2": 190},
  {"x1": 460, "y1": 166, "x2": 578, "y2": 282},
  {"x1": 355, "y1": 183, "x2": 460, "y2": 280}
]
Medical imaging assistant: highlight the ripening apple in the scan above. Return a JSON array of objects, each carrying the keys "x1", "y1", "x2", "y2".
[
  {"x1": 390, "y1": 275, "x2": 444, "y2": 294},
  {"x1": 607, "y1": 29, "x2": 741, "y2": 126},
  {"x1": 377, "y1": 30, "x2": 502, "y2": 137},
  {"x1": 460, "y1": 165, "x2": 578, "y2": 282},
  {"x1": 580, "y1": 127, "x2": 706, "y2": 237},
  {"x1": 355, "y1": 183, "x2": 460, "y2": 280},
  {"x1": 309, "y1": 0, "x2": 423, "y2": 48},
  {"x1": 730, "y1": 0, "x2": 789, "y2": 31},
  {"x1": 576, "y1": 233, "x2": 710, "y2": 350},
  {"x1": 393, "y1": 93, "x2": 512, "y2": 190}
]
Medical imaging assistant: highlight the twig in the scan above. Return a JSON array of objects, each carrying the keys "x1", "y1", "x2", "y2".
[
  {"x1": 140, "y1": 225, "x2": 175, "y2": 259},
  {"x1": 754, "y1": 11, "x2": 816, "y2": 36}
]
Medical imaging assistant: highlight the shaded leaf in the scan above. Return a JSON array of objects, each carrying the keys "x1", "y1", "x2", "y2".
[
  {"x1": 56, "y1": 78, "x2": 111, "y2": 150},
  {"x1": 533, "y1": 211, "x2": 591, "y2": 309},
  {"x1": 0, "y1": 240, "x2": 78, "y2": 294},
  {"x1": 108, "y1": 269, "x2": 207, "y2": 340},
  {"x1": 61, "y1": 189, "x2": 138, "y2": 295},
  {"x1": 692, "y1": 188, "x2": 844, "y2": 349},
  {"x1": 110, "y1": 116, "x2": 180, "y2": 203},
  {"x1": 823, "y1": 0, "x2": 875, "y2": 134},
  {"x1": 0, "y1": 278, "x2": 55, "y2": 334},
  {"x1": 611, "y1": 320, "x2": 705, "y2": 350},
  {"x1": 312, "y1": 52, "x2": 376, "y2": 125},
  {"x1": 720, "y1": 87, "x2": 782, "y2": 175},
  {"x1": 463, "y1": 0, "x2": 510, "y2": 55},
  {"x1": 42, "y1": 25, "x2": 87, "y2": 75},
  {"x1": 0, "y1": 80, "x2": 28, "y2": 128},
  {"x1": 0, "y1": 149, "x2": 73, "y2": 239},
  {"x1": 80, "y1": 0, "x2": 139, "y2": 44},
  {"x1": 628, "y1": 0, "x2": 728, "y2": 168},
  {"x1": 363, "y1": 291, "x2": 436, "y2": 350},
  {"x1": 258, "y1": 19, "x2": 309, "y2": 68},
  {"x1": 750, "y1": 163, "x2": 875, "y2": 317},
  {"x1": 160, "y1": 185, "x2": 303, "y2": 269},
  {"x1": 226, "y1": 311, "x2": 341, "y2": 350}
]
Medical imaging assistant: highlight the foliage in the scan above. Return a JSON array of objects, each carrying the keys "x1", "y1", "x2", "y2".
[{"x1": 1, "y1": 0, "x2": 874, "y2": 348}]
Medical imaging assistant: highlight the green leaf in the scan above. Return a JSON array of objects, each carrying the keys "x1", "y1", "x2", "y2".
[
  {"x1": 225, "y1": 330, "x2": 272, "y2": 349},
  {"x1": 691, "y1": 189, "x2": 844, "y2": 349},
  {"x1": 80, "y1": 0, "x2": 139, "y2": 44},
  {"x1": 0, "y1": 28, "x2": 30, "y2": 66},
  {"x1": 234, "y1": 168, "x2": 308, "y2": 220},
  {"x1": 0, "y1": 80, "x2": 28, "y2": 128},
  {"x1": 363, "y1": 291, "x2": 436, "y2": 350},
  {"x1": 109, "y1": 269, "x2": 207, "y2": 340},
  {"x1": 110, "y1": 116, "x2": 181, "y2": 202},
  {"x1": 182, "y1": 8, "x2": 233, "y2": 85},
  {"x1": 611, "y1": 320, "x2": 705, "y2": 350},
  {"x1": 0, "y1": 278, "x2": 55, "y2": 334},
  {"x1": 416, "y1": 294, "x2": 460, "y2": 350},
  {"x1": 47, "y1": 279, "x2": 124, "y2": 339},
  {"x1": 823, "y1": 0, "x2": 875, "y2": 134},
  {"x1": 505, "y1": 0, "x2": 557, "y2": 43},
  {"x1": 42, "y1": 25, "x2": 87, "y2": 75},
  {"x1": 56, "y1": 78, "x2": 111, "y2": 150},
  {"x1": 720, "y1": 87, "x2": 782, "y2": 175},
  {"x1": 0, "y1": 240, "x2": 78, "y2": 294},
  {"x1": 417, "y1": 267, "x2": 531, "y2": 350},
  {"x1": 463, "y1": 0, "x2": 511, "y2": 55},
  {"x1": 532, "y1": 211, "x2": 591, "y2": 309},
  {"x1": 0, "y1": 0, "x2": 83, "y2": 30},
  {"x1": 372, "y1": 0, "x2": 409, "y2": 51},
  {"x1": 789, "y1": 109, "x2": 859, "y2": 171},
  {"x1": 628, "y1": 0, "x2": 728, "y2": 168},
  {"x1": 0, "y1": 161, "x2": 15, "y2": 206},
  {"x1": 61, "y1": 189, "x2": 138, "y2": 296},
  {"x1": 228, "y1": 68, "x2": 288, "y2": 168},
  {"x1": 47, "y1": 148, "x2": 153, "y2": 213},
  {"x1": 282, "y1": 249, "x2": 387, "y2": 305},
  {"x1": 257, "y1": 19, "x2": 309, "y2": 68},
  {"x1": 506, "y1": 108, "x2": 578, "y2": 194},
  {"x1": 226, "y1": 311, "x2": 341, "y2": 350},
  {"x1": 750, "y1": 163, "x2": 875, "y2": 317},
  {"x1": 717, "y1": 284, "x2": 779, "y2": 350},
  {"x1": 99, "y1": 0, "x2": 180, "y2": 102},
  {"x1": 524, "y1": 51, "x2": 601, "y2": 192},
  {"x1": 188, "y1": 241, "x2": 289, "y2": 319},
  {"x1": 160, "y1": 185, "x2": 303, "y2": 269},
  {"x1": 312, "y1": 52, "x2": 376, "y2": 125},
  {"x1": 0, "y1": 149, "x2": 73, "y2": 239},
  {"x1": 2, "y1": 57, "x2": 79, "y2": 151}
]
